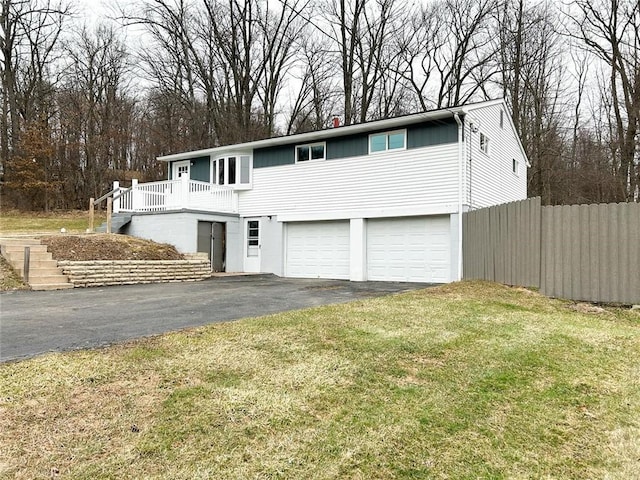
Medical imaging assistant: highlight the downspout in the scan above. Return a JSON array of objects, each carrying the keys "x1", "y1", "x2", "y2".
[{"x1": 454, "y1": 113, "x2": 464, "y2": 281}]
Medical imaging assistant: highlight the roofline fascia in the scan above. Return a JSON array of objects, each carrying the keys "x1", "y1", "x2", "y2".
[{"x1": 157, "y1": 106, "x2": 473, "y2": 162}]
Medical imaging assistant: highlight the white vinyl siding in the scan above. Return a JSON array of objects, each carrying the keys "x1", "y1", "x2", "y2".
[
  {"x1": 464, "y1": 104, "x2": 527, "y2": 209},
  {"x1": 367, "y1": 216, "x2": 451, "y2": 283},
  {"x1": 239, "y1": 143, "x2": 459, "y2": 218},
  {"x1": 285, "y1": 221, "x2": 350, "y2": 279}
]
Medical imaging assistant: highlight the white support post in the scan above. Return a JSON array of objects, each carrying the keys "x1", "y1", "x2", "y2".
[
  {"x1": 181, "y1": 175, "x2": 189, "y2": 209},
  {"x1": 349, "y1": 218, "x2": 366, "y2": 281},
  {"x1": 113, "y1": 181, "x2": 120, "y2": 213},
  {"x1": 131, "y1": 178, "x2": 139, "y2": 211}
]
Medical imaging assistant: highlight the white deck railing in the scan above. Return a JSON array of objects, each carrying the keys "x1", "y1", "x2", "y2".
[{"x1": 113, "y1": 177, "x2": 238, "y2": 214}]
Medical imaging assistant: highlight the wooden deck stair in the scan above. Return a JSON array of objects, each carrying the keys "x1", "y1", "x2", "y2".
[{"x1": 0, "y1": 238, "x2": 73, "y2": 291}]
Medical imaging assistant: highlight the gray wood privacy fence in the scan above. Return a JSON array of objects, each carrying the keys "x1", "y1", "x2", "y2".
[{"x1": 463, "y1": 198, "x2": 640, "y2": 304}]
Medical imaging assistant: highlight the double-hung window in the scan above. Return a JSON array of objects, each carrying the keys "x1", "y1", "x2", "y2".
[
  {"x1": 213, "y1": 155, "x2": 251, "y2": 186},
  {"x1": 480, "y1": 133, "x2": 490, "y2": 154},
  {"x1": 369, "y1": 130, "x2": 406, "y2": 154},
  {"x1": 296, "y1": 143, "x2": 325, "y2": 163}
]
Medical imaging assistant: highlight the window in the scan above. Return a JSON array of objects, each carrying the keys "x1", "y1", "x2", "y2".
[
  {"x1": 512, "y1": 158, "x2": 519, "y2": 175},
  {"x1": 500, "y1": 110, "x2": 504, "y2": 129},
  {"x1": 247, "y1": 220, "x2": 259, "y2": 255},
  {"x1": 213, "y1": 155, "x2": 251, "y2": 186},
  {"x1": 480, "y1": 133, "x2": 489, "y2": 154},
  {"x1": 296, "y1": 143, "x2": 325, "y2": 163},
  {"x1": 369, "y1": 130, "x2": 406, "y2": 153}
]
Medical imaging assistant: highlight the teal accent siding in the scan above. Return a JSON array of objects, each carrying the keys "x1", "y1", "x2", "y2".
[
  {"x1": 190, "y1": 156, "x2": 210, "y2": 182},
  {"x1": 407, "y1": 119, "x2": 457, "y2": 148},
  {"x1": 243, "y1": 118, "x2": 458, "y2": 170},
  {"x1": 254, "y1": 145, "x2": 294, "y2": 168},
  {"x1": 326, "y1": 135, "x2": 368, "y2": 159}
]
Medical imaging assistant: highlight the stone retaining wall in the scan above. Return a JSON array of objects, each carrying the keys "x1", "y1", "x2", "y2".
[{"x1": 58, "y1": 260, "x2": 211, "y2": 287}]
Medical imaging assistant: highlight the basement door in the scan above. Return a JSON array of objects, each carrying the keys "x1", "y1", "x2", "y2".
[
  {"x1": 285, "y1": 221, "x2": 350, "y2": 279},
  {"x1": 366, "y1": 216, "x2": 451, "y2": 283},
  {"x1": 197, "y1": 221, "x2": 225, "y2": 272}
]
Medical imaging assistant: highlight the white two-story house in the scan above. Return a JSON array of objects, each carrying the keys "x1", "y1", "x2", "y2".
[{"x1": 114, "y1": 99, "x2": 528, "y2": 283}]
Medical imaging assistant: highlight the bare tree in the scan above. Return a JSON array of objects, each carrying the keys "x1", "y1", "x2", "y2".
[
  {"x1": 58, "y1": 24, "x2": 131, "y2": 202},
  {"x1": 434, "y1": 0, "x2": 498, "y2": 108},
  {"x1": 496, "y1": 0, "x2": 568, "y2": 204},
  {"x1": 392, "y1": 2, "x2": 444, "y2": 112},
  {"x1": 392, "y1": 0, "x2": 497, "y2": 112},
  {"x1": 1, "y1": 0, "x2": 69, "y2": 202},
  {"x1": 568, "y1": 0, "x2": 640, "y2": 201},
  {"x1": 320, "y1": 0, "x2": 403, "y2": 124},
  {"x1": 285, "y1": 35, "x2": 340, "y2": 133}
]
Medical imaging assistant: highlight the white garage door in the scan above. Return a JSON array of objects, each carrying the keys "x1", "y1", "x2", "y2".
[
  {"x1": 367, "y1": 216, "x2": 451, "y2": 283},
  {"x1": 286, "y1": 221, "x2": 350, "y2": 279}
]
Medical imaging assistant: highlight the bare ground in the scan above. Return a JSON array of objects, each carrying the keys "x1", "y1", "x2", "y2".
[{"x1": 40, "y1": 234, "x2": 184, "y2": 261}]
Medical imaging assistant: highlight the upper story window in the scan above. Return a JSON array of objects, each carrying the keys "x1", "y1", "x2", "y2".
[
  {"x1": 480, "y1": 133, "x2": 490, "y2": 154},
  {"x1": 212, "y1": 155, "x2": 251, "y2": 187},
  {"x1": 500, "y1": 110, "x2": 504, "y2": 129},
  {"x1": 296, "y1": 143, "x2": 325, "y2": 163},
  {"x1": 512, "y1": 158, "x2": 519, "y2": 175},
  {"x1": 369, "y1": 130, "x2": 406, "y2": 154}
]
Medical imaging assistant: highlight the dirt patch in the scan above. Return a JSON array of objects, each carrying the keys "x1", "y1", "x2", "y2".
[
  {"x1": 41, "y1": 234, "x2": 184, "y2": 261},
  {"x1": 569, "y1": 303, "x2": 608, "y2": 315}
]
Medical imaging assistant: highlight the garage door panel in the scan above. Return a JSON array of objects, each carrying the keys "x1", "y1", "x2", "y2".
[
  {"x1": 286, "y1": 221, "x2": 350, "y2": 279},
  {"x1": 367, "y1": 216, "x2": 450, "y2": 283}
]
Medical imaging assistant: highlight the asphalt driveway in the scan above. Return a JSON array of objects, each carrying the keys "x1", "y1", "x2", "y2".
[{"x1": 0, "y1": 275, "x2": 431, "y2": 363}]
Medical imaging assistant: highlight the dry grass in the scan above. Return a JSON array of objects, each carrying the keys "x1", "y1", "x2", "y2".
[
  {"x1": 0, "y1": 209, "x2": 105, "y2": 234},
  {"x1": 1, "y1": 281, "x2": 639, "y2": 479},
  {"x1": 41, "y1": 234, "x2": 184, "y2": 261},
  {"x1": 0, "y1": 256, "x2": 28, "y2": 291}
]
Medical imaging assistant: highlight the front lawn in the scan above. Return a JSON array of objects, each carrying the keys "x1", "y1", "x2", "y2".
[{"x1": 1, "y1": 282, "x2": 638, "y2": 479}]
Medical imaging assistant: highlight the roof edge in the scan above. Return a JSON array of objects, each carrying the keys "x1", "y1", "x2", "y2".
[{"x1": 158, "y1": 99, "x2": 505, "y2": 162}]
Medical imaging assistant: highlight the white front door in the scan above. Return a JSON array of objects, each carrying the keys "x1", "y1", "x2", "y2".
[
  {"x1": 243, "y1": 218, "x2": 261, "y2": 272},
  {"x1": 172, "y1": 160, "x2": 190, "y2": 179}
]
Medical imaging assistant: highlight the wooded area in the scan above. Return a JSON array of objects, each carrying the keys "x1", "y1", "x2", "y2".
[{"x1": 1, "y1": 0, "x2": 638, "y2": 210}]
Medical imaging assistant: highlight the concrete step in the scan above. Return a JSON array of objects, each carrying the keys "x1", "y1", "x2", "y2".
[
  {"x1": 31, "y1": 283, "x2": 74, "y2": 291},
  {"x1": 0, "y1": 238, "x2": 42, "y2": 246},
  {"x1": 28, "y1": 275, "x2": 71, "y2": 285},
  {"x1": 1, "y1": 244, "x2": 49, "y2": 254},
  {"x1": 15, "y1": 267, "x2": 63, "y2": 277},
  {"x1": 4, "y1": 251, "x2": 54, "y2": 263},
  {"x1": 13, "y1": 259, "x2": 59, "y2": 270},
  {"x1": 1, "y1": 237, "x2": 72, "y2": 290},
  {"x1": 96, "y1": 214, "x2": 132, "y2": 233}
]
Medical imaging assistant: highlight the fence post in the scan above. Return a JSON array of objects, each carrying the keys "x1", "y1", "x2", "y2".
[
  {"x1": 23, "y1": 246, "x2": 30, "y2": 283},
  {"x1": 89, "y1": 198, "x2": 95, "y2": 232},
  {"x1": 113, "y1": 181, "x2": 120, "y2": 213},
  {"x1": 131, "y1": 178, "x2": 139, "y2": 211},
  {"x1": 181, "y1": 175, "x2": 189, "y2": 208},
  {"x1": 107, "y1": 197, "x2": 113, "y2": 234}
]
